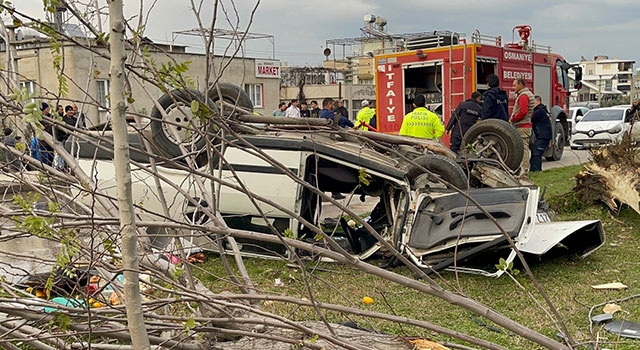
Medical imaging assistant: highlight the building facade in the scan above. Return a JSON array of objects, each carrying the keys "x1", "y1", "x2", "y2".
[
  {"x1": 631, "y1": 69, "x2": 640, "y2": 101},
  {"x1": 571, "y1": 55, "x2": 635, "y2": 103},
  {"x1": 2, "y1": 38, "x2": 280, "y2": 127}
]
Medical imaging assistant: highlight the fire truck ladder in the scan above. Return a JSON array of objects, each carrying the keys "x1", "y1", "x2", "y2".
[{"x1": 448, "y1": 32, "x2": 467, "y2": 115}]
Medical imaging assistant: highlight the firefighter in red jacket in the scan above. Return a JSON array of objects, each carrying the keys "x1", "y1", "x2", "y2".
[{"x1": 509, "y1": 78, "x2": 535, "y2": 176}]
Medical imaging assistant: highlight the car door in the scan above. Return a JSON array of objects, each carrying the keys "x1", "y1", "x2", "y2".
[{"x1": 402, "y1": 187, "x2": 535, "y2": 276}]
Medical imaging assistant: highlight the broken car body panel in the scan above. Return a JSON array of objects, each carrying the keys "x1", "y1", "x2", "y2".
[
  {"x1": 403, "y1": 187, "x2": 605, "y2": 277},
  {"x1": 518, "y1": 220, "x2": 605, "y2": 257}
]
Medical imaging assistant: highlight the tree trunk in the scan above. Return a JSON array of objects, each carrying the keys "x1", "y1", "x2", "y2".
[{"x1": 107, "y1": 0, "x2": 150, "y2": 348}]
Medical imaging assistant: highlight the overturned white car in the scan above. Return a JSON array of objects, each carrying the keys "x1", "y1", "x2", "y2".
[{"x1": 73, "y1": 87, "x2": 605, "y2": 277}]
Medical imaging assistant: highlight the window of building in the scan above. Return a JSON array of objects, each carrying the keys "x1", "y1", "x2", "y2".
[
  {"x1": 604, "y1": 80, "x2": 612, "y2": 91},
  {"x1": 243, "y1": 83, "x2": 263, "y2": 107},
  {"x1": 96, "y1": 79, "x2": 110, "y2": 108},
  {"x1": 19, "y1": 81, "x2": 36, "y2": 102}
]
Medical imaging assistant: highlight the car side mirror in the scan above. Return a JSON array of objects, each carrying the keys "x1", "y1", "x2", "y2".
[{"x1": 576, "y1": 115, "x2": 583, "y2": 122}]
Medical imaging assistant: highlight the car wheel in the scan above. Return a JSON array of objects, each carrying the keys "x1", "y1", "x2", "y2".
[
  {"x1": 150, "y1": 89, "x2": 220, "y2": 165},
  {"x1": 406, "y1": 154, "x2": 468, "y2": 190},
  {"x1": 209, "y1": 83, "x2": 254, "y2": 116},
  {"x1": 570, "y1": 146, "x2": 579, "y2": 150},
  {"x1": 462, "y1": 119, "x2": 523, "y2": 171},
  {"x1": 545, "y1": 122, "x2": 565, "y2": 161}
]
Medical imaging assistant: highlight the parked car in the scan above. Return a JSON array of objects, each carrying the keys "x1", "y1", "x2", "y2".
[
  {"x1": 72, "y1": 88, "x2": 605, "y2": 277},
  {"x1": 571, "y1": 101, "x2": 600, "y2": 110},
  {"x1": 571, "y1": 107, "x2": 629, "y2": 149},
  {"x1": 568, "y1": 107, "x2": 590, "y2": 140}
]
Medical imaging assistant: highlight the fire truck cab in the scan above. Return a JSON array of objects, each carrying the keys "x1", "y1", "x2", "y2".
[{"x1": 375, "y1": 25, "x2": 582, "y2": 161}]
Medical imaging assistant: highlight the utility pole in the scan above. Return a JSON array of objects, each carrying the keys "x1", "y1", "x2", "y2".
[
  {"x1": 93, "y1": 0, "x2": 103, "y2": 33},
  {"x1": 345, "y1": 57, "x2": 354, "y2": 120},
  {"x1": 597, "y1": 74, "x2": 602, "y2": 104}
]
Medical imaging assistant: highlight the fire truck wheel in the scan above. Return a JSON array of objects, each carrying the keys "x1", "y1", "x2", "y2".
[
  {"x1": 150, "y1": 89, "x2": 220, "y2": 166},
  {"x1": 209, "y1": 83, "x2": 254, "y2": 116},
  {"x1": 462, "y1": 119, "x2": 523, "y2": 171},
  {"x1": 545, "y1": 122, "x2": 565, "y2": 161},
  {"x1": 406, "y1": 154, "x2": 469, "y2": 190}
]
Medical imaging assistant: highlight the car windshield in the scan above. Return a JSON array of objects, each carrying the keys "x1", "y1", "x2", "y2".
[{"x1": 582, "y1": 109, "x2": 624, "y2": 122}]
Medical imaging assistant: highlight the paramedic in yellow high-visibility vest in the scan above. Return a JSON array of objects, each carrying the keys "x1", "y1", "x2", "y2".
[
  {"x1": 399, "y1": 95, "x2": 445, "y2": 139},
  {"x1": 355, "y1": 100, "x2": 377, "y2": 131}
]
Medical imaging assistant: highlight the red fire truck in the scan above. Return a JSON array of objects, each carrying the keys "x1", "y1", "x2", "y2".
[{"x1": 374, "y1": 25, "x2": 582, "y2": 161}]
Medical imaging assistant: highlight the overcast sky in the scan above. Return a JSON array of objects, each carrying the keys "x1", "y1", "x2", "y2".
[{"x1": 16, "y1": 0, "x2": 640, "y2": 68}]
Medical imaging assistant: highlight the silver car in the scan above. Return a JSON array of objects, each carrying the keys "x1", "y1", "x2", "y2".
[{"x1": 571, "y1": 107, "x2": 628, "y2": 149}]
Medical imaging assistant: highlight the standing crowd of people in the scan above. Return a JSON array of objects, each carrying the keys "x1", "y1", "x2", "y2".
[
  {"x1": 271, "y1": 97, "x2": 381, "y2": 131},
  {"x1": 3, "y1": 101, "x2": 84, "y2": 172},
  {"x1": 269, "y1": 74, "x2": 559, "y2": 180}
]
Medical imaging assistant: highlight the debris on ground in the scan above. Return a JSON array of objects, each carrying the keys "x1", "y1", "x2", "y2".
[
  {"x1": 407, "y1": 338, "x2": 450, "y2": 350},
  {"x1": 604, "y1": 320, "x2": 640, "y2": 339},
  {"x1": 188, "y1": 252, "x2": 207, "y2": 264},
  {"x1": 16, "y1": 265, "x2": 129, "y2": 310},
  {"x1": 362, "y1": 296, "x2": 374, "y2": 305},
  {"x1": 603, "y1": 303, "x2": 622, "y2": 314},
  {"x1": 591, "y1": 282, "x2": 628, "y2": 290}
]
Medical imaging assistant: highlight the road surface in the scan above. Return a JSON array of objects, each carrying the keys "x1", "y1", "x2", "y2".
[{"x1": 543, "y1": 147, "x2": 590, "y2": 170}]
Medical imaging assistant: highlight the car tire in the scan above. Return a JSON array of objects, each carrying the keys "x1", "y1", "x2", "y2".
[
  {"x1": 209, "y1": 83, "x2": 254, "y2": 116},
  {"x1": 406, "y1": 154, "x2": 468, "y2": 190},
  {"x1": 150, "y1": 89, "x2": 220, "y2": 165},
  {"x1": 462, "y1": 119, "x2": 523, "y2": 171},
  {"x1": 545, "y1": 122, "x2": 565, "y2": 161}
]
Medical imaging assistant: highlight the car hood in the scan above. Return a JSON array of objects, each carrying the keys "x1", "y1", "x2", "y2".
[{"x1": 575, "y1": 120, "x2": 622, "y2": 132}]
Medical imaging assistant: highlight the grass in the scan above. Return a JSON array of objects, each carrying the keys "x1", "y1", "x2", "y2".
[{"x1": 193, "y1": 164, "x2": 640, "y2": 349}]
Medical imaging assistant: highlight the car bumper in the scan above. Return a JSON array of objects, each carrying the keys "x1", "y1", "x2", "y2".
[{"x1": 571, "y1": 134, "x2": 622, "y2": 148}]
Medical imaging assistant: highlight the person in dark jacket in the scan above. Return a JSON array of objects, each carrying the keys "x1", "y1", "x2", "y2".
[
  {"x1": 3, "y1": 128, "x2": 18, "y2": 171},
  {"x1": 625, "y1": 99, "x2": 640, "y2": 123},
  {"x1": 310, "y1": 100, "x2": 321, "y2": 118},
  {"x1": 320, "y1": 97, "x2": 354, "y2": 129},
  {"x1": 446, "y1": 91, "x2": 482, "y2": 152},
  {"x1": 481, "y1": 74, "x2": 509, "y2": 121},
  {"x1": 38, "y1": 102, "x2": 55, "y2": 166},
  {"x1": 334, "y1": 99, "x2": 349, "y2": 119},
  {"x1": 530, "y1": 96, "x2": 553, "y2": 172},
  {"x1": 300, "y1": 102, "x2": 311, "y2": 118},
  {"x1": 319, "y1": 97, "x2": 353, "y2": 200}
]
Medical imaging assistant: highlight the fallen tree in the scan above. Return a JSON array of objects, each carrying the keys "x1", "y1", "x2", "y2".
[{"x1": 575, "y1": 132, "x2": 640, "y2": 214}]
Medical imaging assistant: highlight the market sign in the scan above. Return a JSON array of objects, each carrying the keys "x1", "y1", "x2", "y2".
[{"x1": 255, "y1": 60, "x2": 281, "y2": 79}]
